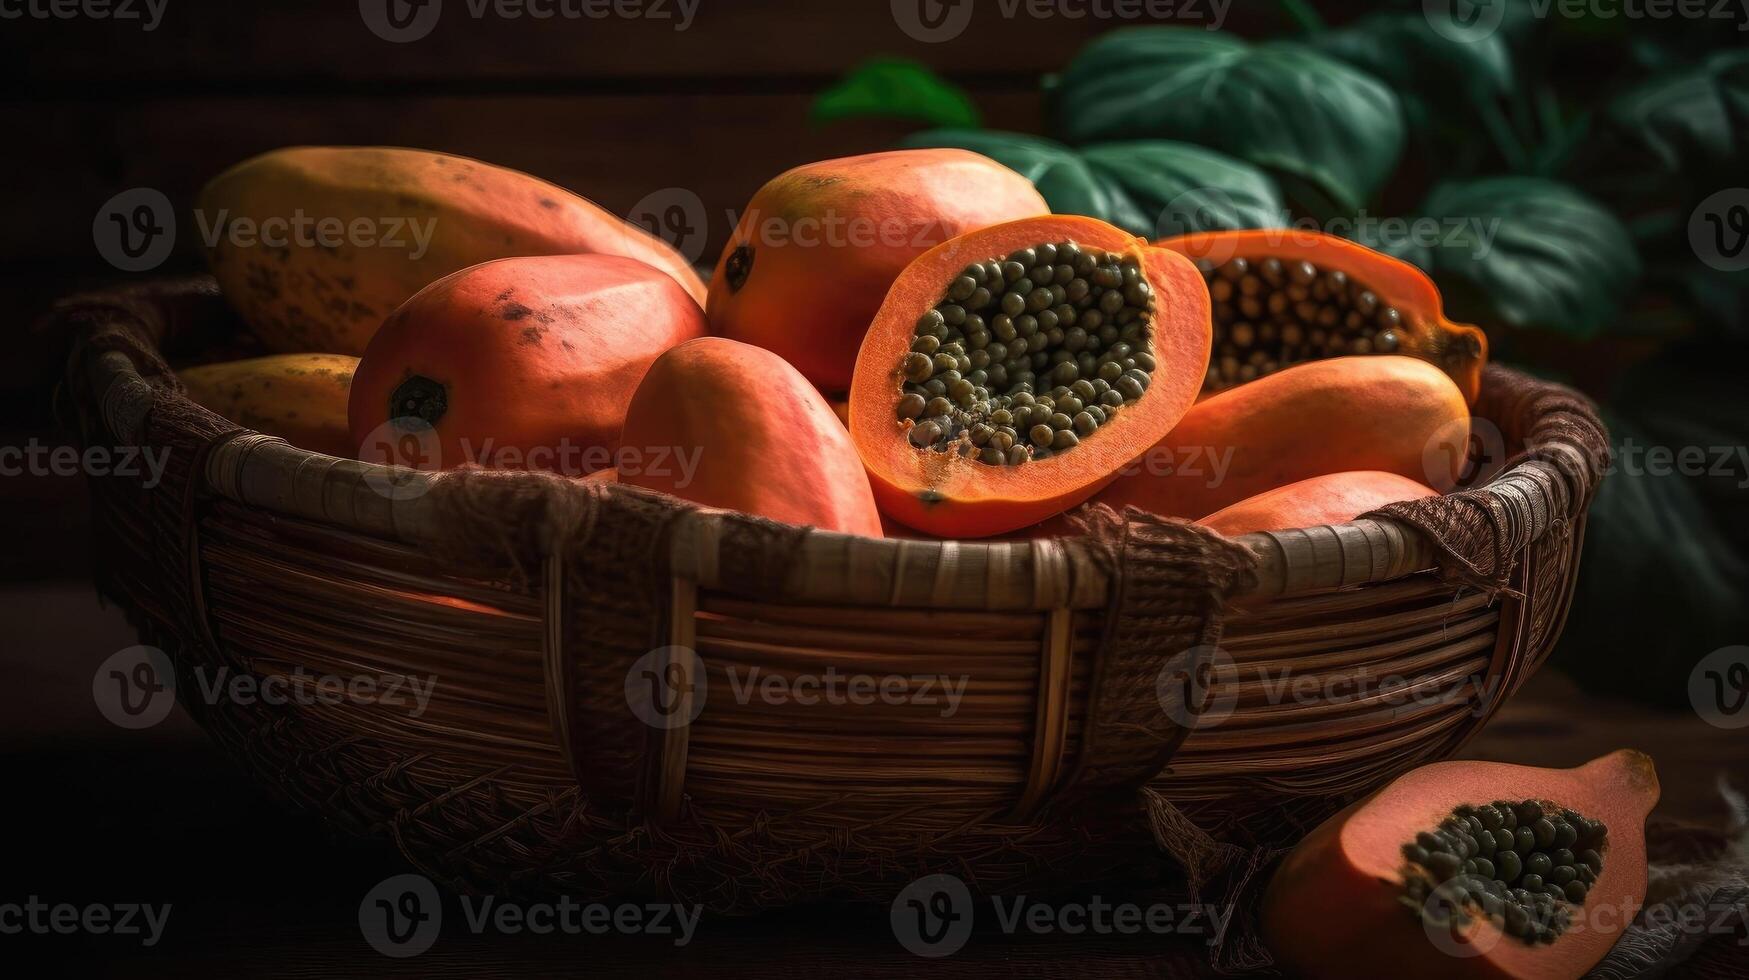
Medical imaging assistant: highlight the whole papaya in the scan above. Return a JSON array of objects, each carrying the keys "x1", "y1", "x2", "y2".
[
  {"x1": 620, "y1": 337, "x2": 883, "y2": 537},
  {"x1": 178, "y1": 353, "x2": 357, "y2": 458},
  {"x1": 199, "y1": 146, "x2": 706, "y2": 354},
  {"x1": 348, "y1": 254, "x2": 706, "y2": 475},
  {"x1": 707, "y1": 149, "x2": 1049, "y2": 392}
]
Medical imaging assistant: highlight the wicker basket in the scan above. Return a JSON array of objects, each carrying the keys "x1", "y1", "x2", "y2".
[{"x1": 55, "y1": 277, "x2": 1608, "y2": 916}]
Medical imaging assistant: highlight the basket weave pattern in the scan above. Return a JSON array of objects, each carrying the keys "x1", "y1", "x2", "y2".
[{"x1": 56, "y1": 278, "x2": 1608, "y2": 912}]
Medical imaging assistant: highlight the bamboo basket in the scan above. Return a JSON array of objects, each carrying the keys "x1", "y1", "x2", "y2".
[{"x1": 55, "y1": 277, "x2": 1609, "y2": 914}]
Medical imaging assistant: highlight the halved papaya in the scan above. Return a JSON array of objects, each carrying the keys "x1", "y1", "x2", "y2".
[
  {"x1": 1092, "y1": 356, "x2": 1469, "y2": 521},
  {"x1": 348, "y1": 253, "x2": 706, "y2": 473},
  {"x1": 850, "y1": 215, "x2": 1211, "y2": 538},
  {"x1": 621, "y1": 337, "x2": 883, "y2": 537},
  {"x1": 1264, "y1": 751, "x2": 1657, "y2": 980},
  {"x1": 1199, "y1": 471, "x2": 1438, "y2": 537},
  {"x1": 708, "y1": 149, "x2": 1050, "y2": 393},
  {"x1": 1156, "y1": 230, "x2": 1488, "y2": 402}
]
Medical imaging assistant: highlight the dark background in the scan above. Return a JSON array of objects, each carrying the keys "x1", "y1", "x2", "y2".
[{"x1": 4, "y1": 1, "x2": 1747, "y2": 975}]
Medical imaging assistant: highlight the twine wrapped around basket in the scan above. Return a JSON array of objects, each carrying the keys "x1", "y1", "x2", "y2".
[{"x1": 53, "y1": 277, "x2": 1607, "y2": 963}]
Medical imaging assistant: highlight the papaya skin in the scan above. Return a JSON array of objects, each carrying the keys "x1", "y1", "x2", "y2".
[
  {"x1": 200, "y1": 146, "x2": 707, "y2": 354},
  {"x1": 178, "y1": 353, "x2": 358, "y2": 458},
  {"x1": 850, "y1": 215, "x2": 1212, "y2": 539},
  {"x1": 708, "y1": 149, "x2": 1050, "y2": 392},
  {"x1": 348, "y1": 253, "x2": 706, "y2": 474},
  {"x1": 1092, "y1": 356, "x2": 1470, "y2": 521},
  {"x1": 1199, "y1": 471, "x2": 1438, "y2": 537},
  {"x1": 1156, "y1": 230, "x2": 1488, "y2": 403},
  {"x1": 621, "y1": 337, "x2": 883, "y2": 537},
  {"x1": 1264, "y1": 751, "x2": 1658, "y2": 980}
]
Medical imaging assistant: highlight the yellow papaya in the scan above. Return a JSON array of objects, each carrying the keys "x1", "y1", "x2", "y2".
[{"x1": 178, "y1": 353, "x2": 358, "y2": 458}]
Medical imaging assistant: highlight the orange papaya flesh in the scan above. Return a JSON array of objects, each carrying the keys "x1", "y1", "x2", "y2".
[
  {"x1": 850, "y1": 215, "x2": 1211, "y2": 538},
  {"x1": 1155, "y1": 230, "x2": 1487, "y2": 403},
  {"x1": 1264, "y1": 751, "x2": 1658, "y2": 980},
  {"x1": 1198, "y1": 470, "x2": 1438, "y2": 537},
  {"x1": 708, "y1": 149, "x2": 1050, "y2": 392}
]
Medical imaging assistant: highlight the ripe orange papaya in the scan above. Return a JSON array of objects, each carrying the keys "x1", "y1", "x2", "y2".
[
  {"x1": 849, "y1": 214, "x2": 1211, "y2": 538},
  {"x1": 1263, "y1": 751, "x2": 1657, "y2": 980},
  {"x1": 348, "y1": 254, "x2": 706, "y2": 475},
  {"x1": 707, "y1": 149, "x2": 1050, "y2": 392},
  {"x1": 1092, "y1": 356, "x2": 1469, "y2": 521},
  {"x1": 200, "y1": 146, "x2": 707, "y2": 354},
  {"x1": 620, "y1": 337, "x2": 882, "y2": 536},
  {"x1": 1198, "y1": 471, "x2": 1438, "y2": 537},
  {"x1": 178, "y1": 353, "x2": 357, "y2": 458},
  {"x1": 1155, "y1": 230, "x2": 1488, "y2": 402}
]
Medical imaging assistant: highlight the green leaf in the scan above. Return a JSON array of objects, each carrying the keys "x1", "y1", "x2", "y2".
[
  {"x1": 1308, "y1": 12, "x2": 1513, "y2": 108},
  {"x1": 1568, "y1": 49, "x2": 1749, "y2": 209},
  {"x1": 897, "y1": 129, "x2": 1285, "y2": 238},
  {"x1": 1555, "y1": 344, "x2": 1749, "y2": 708},
  {"x1": 810, "y1": 59, "x2": 980, "y2": 129},
  {"x1": 1357, "y1": 177, "x2": 1639, "y2": 337},
  {"x1": 1049, "y1": 27, "x2": 1404, "y2": 216}
]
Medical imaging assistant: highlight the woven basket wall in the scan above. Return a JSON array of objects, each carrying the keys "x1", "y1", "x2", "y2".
[{"x1": 54, "y1": 277, "x2": 1609, "y2": 913}]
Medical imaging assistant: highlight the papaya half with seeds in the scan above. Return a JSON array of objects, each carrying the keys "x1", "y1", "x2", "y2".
[
  {"x1": 620, "y1": 337, "x2": 883, "y2": 537},
  {"x1": 1155, "y1": 230, "x2": 1488, "y2": 402},
  {"x1": 850, "y1": 215, "x2": 1211, "y2": 538},
  {"x1": 1092, "y1": 356, "x2": 1469, "y2": 521},
  {"x1": 178, "y1": 353, "x2": 358, "y2": 458},
  {"x1": 200, "y1": 146, "x2": 707, "y2": 355},
  {"x1": 707, "y1": 149, "x2": 1050, "y2": 393},
  {"x1": 1198, "y1": 471, "x2": 1438, "y2": 537},
  {"x1": 1264, "y1": 751, "x2": 1657, "y2": 980},
  {"x1": 348, "y1": 253, "x2": 706, "y2": 475}
]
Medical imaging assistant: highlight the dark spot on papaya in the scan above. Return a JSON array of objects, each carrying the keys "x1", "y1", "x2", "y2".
[
  {"x1": 502, "y1": 303, "x2": 534, "y2": 321},
  {"x1": 539, "y1": 197, "x2": 560, "y2": 210},
  {"x1": 520, "y1": 326, "x2": 543, "y2": 345},
  {"x1": 495, "y1": 288, "x2": 515, "y2": 302}
]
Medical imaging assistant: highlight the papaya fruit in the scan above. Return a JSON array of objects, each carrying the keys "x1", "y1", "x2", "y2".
[
  {"x1": 1092, "y1": 356, "x2": 1469, "y2": 521},
  {"x1": 620, "y1": 337, "x2": 882, "y2": 537},
  {"x1": 178, "y1": 353, "x2": 358, "y2": 458},
  {"x1": 199, "y1": 146, "x2": 707, "y2": 354},
  {"x1": 1264, "y1": 750, "x2": 1658, "y2": 980},
  {"x1": 849, "y1": 215, "x2": 1211, "y2": 538},
  {"x1": 1155, "y1": 230, "x2": 1488, "y2": 402},
  {"x1": 1199, "y1": 471, "x2": 1438, "y2": 537},
  {"x1": 348, "y1": 253, "x2": 706, "y2": 475},
  {"x1": 707, "y1": 149, "x2": 1050, "y2": 392}
]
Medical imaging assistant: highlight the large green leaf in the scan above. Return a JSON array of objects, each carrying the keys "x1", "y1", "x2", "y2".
[
  {"x1": 810, "y1": 59, "x2": 980, "y2": 129},
  {"x1": 897, "y1": 129, "x2": 1284, "y2": 238},
  {"x1": 1309, "y1": 12, "x2": 1513, "y2": 109},
  {"x1": 1357, "y1": 177, "x2": 1639, "y2": 338},
  {"x1": 1569, "y1": 49, "x2": 1749, "y2": 207},
  {"x1": 1555, "y1": 344, "x2": 1749, "y2": 708},
  {"x1": 1049, "y1": 27, "x2": 1404, "y2": 216}
]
